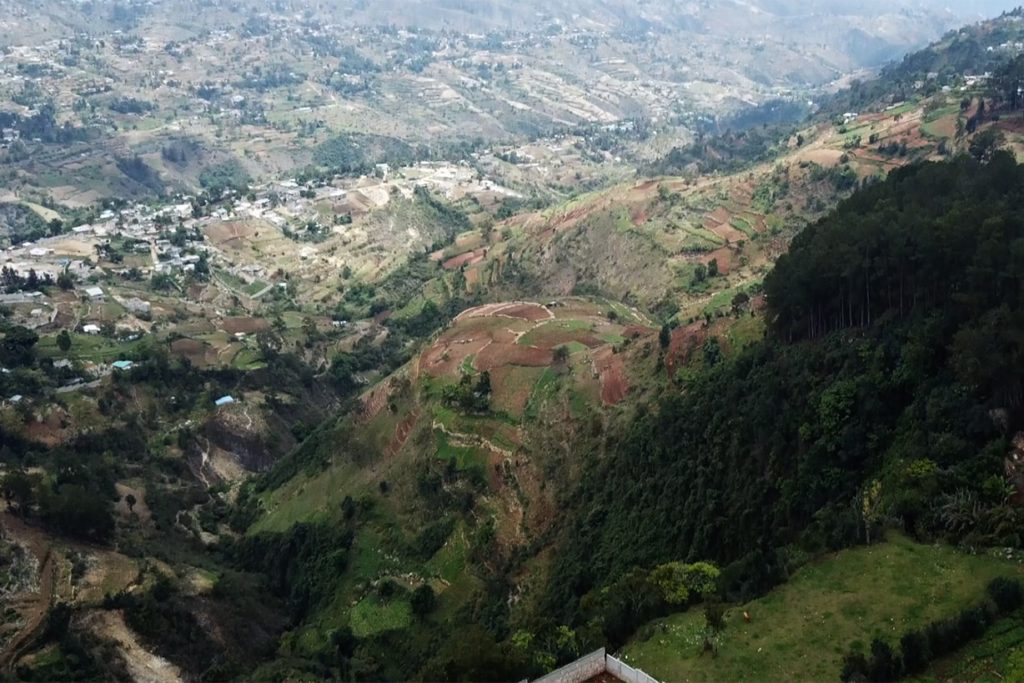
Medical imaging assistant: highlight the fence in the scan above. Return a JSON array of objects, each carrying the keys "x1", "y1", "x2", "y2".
[
  {"x1": 604, "y1": 654, "x2": 660, "y2": 683},
  {"x1": 529, "y1": 648, "x2": 661, "y2": 683}
]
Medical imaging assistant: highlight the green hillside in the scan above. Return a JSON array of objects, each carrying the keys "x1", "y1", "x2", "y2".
[{"x1": 623, "y1": 534, "x2": 1022, "y2": 682}]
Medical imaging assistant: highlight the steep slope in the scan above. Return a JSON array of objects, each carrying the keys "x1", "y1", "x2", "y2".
[{"x1": 230, "y1": 296, "x2": 685, "y2": 678}]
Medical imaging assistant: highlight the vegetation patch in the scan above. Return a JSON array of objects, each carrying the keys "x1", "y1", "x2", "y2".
[
  {"x1": 349, "y1": 595, "x2": 413, "y2": 638},
  {"x1": 623, "y1": 535, "x2": 1021, "y2": 683}
]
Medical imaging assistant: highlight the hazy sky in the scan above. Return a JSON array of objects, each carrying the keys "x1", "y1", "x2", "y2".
[{"x1": 944, "y1": 1, "x2": 1023, "y2": 18}]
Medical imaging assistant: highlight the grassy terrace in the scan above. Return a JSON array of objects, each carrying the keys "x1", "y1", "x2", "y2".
[{"x1": 623, "y1": 534, "x2": 1023, "y2": 682}]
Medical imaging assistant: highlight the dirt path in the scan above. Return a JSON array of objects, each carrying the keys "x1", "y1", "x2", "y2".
[{"x1": 432, "y1": 420, "x2": 517, "y2": 459}]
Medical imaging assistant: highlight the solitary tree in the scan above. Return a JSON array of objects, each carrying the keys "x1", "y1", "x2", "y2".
[
  {"x1": 553, "y1": 345, "x2": 571, "y2": 364},
  {"x1": 659, "y1": 324, "x2": 672, "y2": 349},
  {"x1": 56, "y1": 330, "x2": 72, "y2": 353},
  {"x1": 410, "y1": 584, "x2": 436, "y2": 617}
]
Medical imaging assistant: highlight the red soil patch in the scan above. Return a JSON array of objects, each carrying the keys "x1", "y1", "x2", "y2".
[
  {"x1": 387, "y1": 408, "x2": 420, "y2": 455},
  {"x1": 666, "y1": 322, "x2": 708, "y2": 375},
  {"x1": 475, "y1": 343, "x2": 552, "y2": 372},
  {"x1": 442, "y1": 248, "x2": 485, "y2": 270},
  {"x1": 360, "y1": 381, "x2": 392, "y2": 422},
  {"x1": 492, "y1": 302, "x2": 550, "y2": 321},
  {"x1": 701, "y1": 247, "x2": 734, "y2": 274},
  {"x1": 421, "y1": 336, "x2": 492, "y2": 377},
  {"x1": 549, "y1": 203, "x2": 599, "y2": 234},
  {"x1": 593, "y1": 347, "x2": 628, "y2": 405},
  {"x1": 708, "y1": 206, "x2": 732, "y2": 223},
  {"x1": 708, "y1": 222, "x2": 746, "y2": 243},
  {"x1": 220, "y1": 317, "x2": 270, "y2": 335}
]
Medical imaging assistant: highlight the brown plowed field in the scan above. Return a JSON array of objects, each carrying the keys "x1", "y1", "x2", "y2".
[
  {"x1": 442, "y1": 249, "x2": 485, "y2": 270},
  {"x1": 169, "y1": 338, "x2": 208, "y2": 364},
  {"x1": 205, "y1": 220, "x2": 259, "y2": 246},
  {"x1": 593, "y1": 347, "x2": 628, "y2": 405},
  {"x1": 220, "y1": 317, "x2": 270, "y2": 334},
  {"x1": 709, "y1": 221, "x2": 746, "y2": 243},
  {"x1": 708, "y1": 206, "x2": 732, "y2": 223},
  {"x1": 475, "y1": 343, "x2": 552, "y2": 372},
  {"x1": 421, "y1": 337, "x2": 493, "y2": 377},
  {"x1": 701, "y1": 247, "x2": 734, "y2": 274},
  {"x1": 494, "y1": 303, "x2": 550, "y2": 321},
  {"x1": 360, "y1": 381, "x2": 393, "y2": 422}
]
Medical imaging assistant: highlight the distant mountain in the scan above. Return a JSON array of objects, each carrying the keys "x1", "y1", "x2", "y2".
[{"x1": 0, "y1": 0, "x2": 991, "y2": 74}]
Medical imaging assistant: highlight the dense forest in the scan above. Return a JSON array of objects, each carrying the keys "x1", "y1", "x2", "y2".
[{"x1": 543, "y1": 153, "x2": 1024, "y2": 653}]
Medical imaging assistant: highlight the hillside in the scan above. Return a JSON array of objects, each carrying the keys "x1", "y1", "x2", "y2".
[
  {"x1": 220, "y1": 153, "x2": 1024, "y2": 681},
  {"x1": 6, "y1": 7, "x2": 1024, "y2": 683}
]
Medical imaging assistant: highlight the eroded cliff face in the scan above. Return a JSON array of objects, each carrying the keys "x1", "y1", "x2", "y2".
[{"x1": 187, "y1": 402, "x2": 298, "y2": 486}]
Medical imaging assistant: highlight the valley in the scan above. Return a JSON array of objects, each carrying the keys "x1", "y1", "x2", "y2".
[{"x1": 4, "y1": 2, "x2": 1024, "y2": 682}]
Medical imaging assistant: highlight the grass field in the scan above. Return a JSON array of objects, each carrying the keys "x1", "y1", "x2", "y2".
[
  {"x1": 349, "y1": 594, "x2": 412, "y2": 638},
  {"x1": 729, "y1": 217, "x2": 756, "y2": 238},
  {"x1": 434, "y1": 431, "x2": 485, "y2": 472},
  {"x1": 909, "y1": 610, "x2": 1024, "y2": 683},
  {"x1": 37, "y1": 332, "x2": 143, "y2": 362},
  {"x1": 622, "y1": 534, "x2": 1023, "y2": 683}
]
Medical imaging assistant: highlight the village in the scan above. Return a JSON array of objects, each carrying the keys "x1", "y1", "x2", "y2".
[{"x1": 0, "y1": 152, "x2": 535, "y2": 402}]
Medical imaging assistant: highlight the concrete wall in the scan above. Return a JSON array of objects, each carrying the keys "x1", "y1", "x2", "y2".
[
  {"x1": 532, "y1": 649, "x2": 607, "y2": 683},
  {"x1": 530, "y1": 649, "x2": 661, "y2": 683}
]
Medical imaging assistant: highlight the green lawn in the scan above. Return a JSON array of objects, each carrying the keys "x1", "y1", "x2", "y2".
[{"x1": 623, "y1": 534, "x2": 1022, "y2": 683}]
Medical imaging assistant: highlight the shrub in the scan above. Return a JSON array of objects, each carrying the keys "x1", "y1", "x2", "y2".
[{"x1": 987, "y1": 577, "x2": 1024, "y2": 613}]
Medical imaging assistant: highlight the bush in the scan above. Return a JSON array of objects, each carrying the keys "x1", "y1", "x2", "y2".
[
  {"x1": 841, "y1": 577, "x2": 1023, "y2": 681},
  {"x1": 867, "y1": 638, "x2": 902, "y2": 682},
  {"x1": 987, "y1": 576, "x2": 1024, "y2": 613}
]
